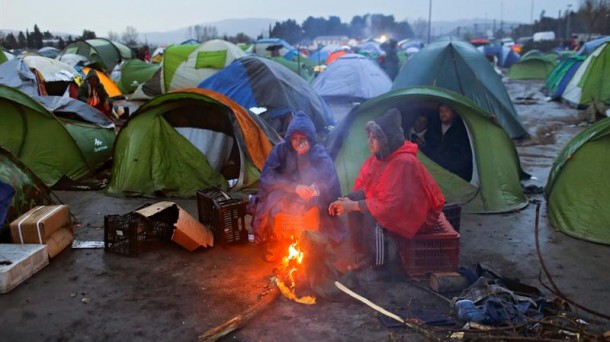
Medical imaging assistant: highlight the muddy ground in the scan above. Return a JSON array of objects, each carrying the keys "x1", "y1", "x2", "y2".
[{"x1": 1, "y1": 79, "x2": 609, "y2": 342}]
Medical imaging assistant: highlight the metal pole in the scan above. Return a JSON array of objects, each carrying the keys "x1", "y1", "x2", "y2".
[
  {"x1": 427, "y1": 0, "x2": 432, "y2": 43},
  {"x1": 566, "y1": 4, "x2": 572, "y2": 41}
]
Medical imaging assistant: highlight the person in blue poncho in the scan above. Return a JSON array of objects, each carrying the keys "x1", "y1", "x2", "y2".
[{"x1": 252, "y1": 111, "x2": 346, "y2": 262}]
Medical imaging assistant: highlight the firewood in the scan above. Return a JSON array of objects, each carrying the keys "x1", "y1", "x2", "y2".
[{"x1": 198, "y1": 286, "x2": 280, "y2": 342}]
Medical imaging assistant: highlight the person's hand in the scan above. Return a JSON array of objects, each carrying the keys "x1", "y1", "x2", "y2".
[
  {"x1": 296, "y1": 184, "x2": 316, "y2": 199},
  {"x1": 328, "y1": 197, "x2": 358, "y2": 216}
]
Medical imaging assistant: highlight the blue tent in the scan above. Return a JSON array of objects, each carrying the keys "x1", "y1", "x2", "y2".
[
  {"x1": 477, "y1": 45, "x2": 520, "y2": 68},
  {"x1": 578, "y1": 36, "x2": 610, "y2": 56},
  {"x1": 199, "y1": 56, "x2": 334, "y2": 136},
  {"x1": 0, "y1": 180, "x2": 14, "y2": 225}
]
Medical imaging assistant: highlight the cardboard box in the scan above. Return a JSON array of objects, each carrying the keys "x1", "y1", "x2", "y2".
[
  {"x1": 0, "y1": 244, "x2": 49, "y2": 294},
  {"x1": 10, "y1": 205, "x2": 71, "y2": 244},
  {"x1": 172, "y1": 205, "x2": 214, "y2": 251},
  {"x1": 46, "y1": 226, "x2": 74, "y2": 258}
]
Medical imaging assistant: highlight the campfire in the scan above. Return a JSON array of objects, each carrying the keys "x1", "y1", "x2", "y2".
[{"x1": 272, "y1": 236, "x2": 316, "y2": 305}]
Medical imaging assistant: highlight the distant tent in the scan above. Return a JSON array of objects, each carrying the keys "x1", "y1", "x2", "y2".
[
  {"x1": 312, "y1": 54, "x2": 392, "y2": 121},
  {"x1": 199, "y1": 56, "x2": 335, "y2": 136},
  {"x1": 545, "y1": 117, "x2": 610, "y2": 245},
  {"x1": 249, "y1": 38, "x2": 296, "y2": 59},
  {"x1": 57, "y1": 38, "x2": 134, "y2": 73},
  {"x1": 106, "y1": 88, "x2": 280, "y2": 197},
  {"x1": 131, "y1": 39, "x2": 246, "y2": 100},
  {"x1": 394, "y1": 39, "x2": 527, "y2": 139},
  {"x1": 507, "y1": 53, "x2": 556, "y2": 80},
  {"x1": 116, "y1": 59, "x2": 161, "y2": 94},
  {"x1": 577, "y1": 36, "x2": 610, "y2": 56},
  {"x1": 326, "y1": 86, "x2": 528, "y2": 214},
  {"x1": 0, "y1": 146, "x2": 53, "y2": 230},
  {"x1": 476, "y1": 45, "x2": 520, "y2": 68},
  {"x1": 0, "y1": 56, "x2": 80, "y2": 97},
  {"x1": 562, "y1": 42, "x2": 610, "y2": 108},
  {"x1": 38, "y1": 46, "x2": 60, "y2": 59},
  {"x1": 0, "y1": 85, "x2": 115, "y2": 186},
  {"x1": 543, "y1": 55, "x2": 586, "y2": 99}
]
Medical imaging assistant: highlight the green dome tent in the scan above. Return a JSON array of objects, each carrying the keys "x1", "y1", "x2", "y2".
[
  {"x1": 106, "y1": 88, "x2": 280, "y2": 197},
  {"x1": 508, "y1": 53, "x2": 556, "y2": 80},
  {"x1": 545, "y1": 117, "x2": 610, "y2": 245},
  {"x1": 326, "y1": 86, "x2": 528, "y2": 214},
  {"x1": 0, "y1": 85, "x2": 115, "y2": 186},
  {"x1": 116, "y1": 59, "x2": 161, "y2": 94},
  {"x1": 393, "y1": 39, "x2": 527, "y2": 139},
  {"x1": 562, "y1": 42, "x2": 610, "y2": 109},
  {"x1": 57, "y1": 38, "x2": 134, "y2": 73}
]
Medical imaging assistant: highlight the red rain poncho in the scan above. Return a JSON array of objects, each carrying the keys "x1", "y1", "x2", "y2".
[{"x1": 354, "y1": 141, "x2": 445, "y2": 238}]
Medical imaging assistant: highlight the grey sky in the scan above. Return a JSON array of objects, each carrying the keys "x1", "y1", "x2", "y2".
[{"x1": 1, "y1": 0, "x2": 575, "y2": 35}]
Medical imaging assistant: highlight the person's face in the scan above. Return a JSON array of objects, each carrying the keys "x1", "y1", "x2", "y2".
[
  {"x1": 439, "y1": 105, "x2": 456, "y2": 124},
  {"x1": 368, "y1": 131, "x2": 381, "y2": 155},
  {"x1": 414, "y1": 116, "x2": 428, "y2": 133},
  {"x1": 290, "y1": 132, "x2": 310, "y2": 155}
]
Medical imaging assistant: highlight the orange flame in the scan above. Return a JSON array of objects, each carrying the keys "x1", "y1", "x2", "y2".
[{"x1": 273, "y1": 237, "x2": 316, "y2": 305}]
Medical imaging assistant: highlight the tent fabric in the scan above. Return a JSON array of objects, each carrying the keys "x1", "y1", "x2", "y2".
[
  {"x1": 199, "y1": 55, "x2": 335, "y2": 135},
  {"x1": 577, "y1": 36, "x2": 610, "y2": 56},
  {"x1": 394, "y1": 40, "x2": 527, "y2": 139},
  {"x1": 131, "y1": 40, "x2": 245, "y2": 100},
  {"x1": 325, "y1": 86, "x2": 528, "y2": 214},
  {"x1": 507, "y1": 54, "x2": 556, "y2": 80},
  {"x1": 106, "y1": 88, "x2": 279, "y2": 197},
  {"x1": 0, "y1": 85, "x2": 115, "y2": 186},
  {"x1": 57, "y1": 38, "x2": 134, "y2": 73},
  {"x1": 312, "y1": 53, "x2": 392, "y2": 102},
  {"x1": 33, "y1": 95, "x2": 115, "y2": 128},
  {"x1": 81, "y1": 67, "x2": 122, "y2": 99},
  {"x1": 0, "y1": 57, "x2": 80, "y2": 97},
  {"x1": 561, "y1": 42, "x2": 610, "y2": 108},
  {"x1": 0, "y1": 146, "x2": 53, "y2": 228},
  {"x1": 476, "y1": 45, "x2": 520, "y2": 68},
  {"x1": 545, "y1": 117, "x2": 610, "y2": 245},
  {"x1": 543, "y1": 56, "x2": 585, "y2": 100}
]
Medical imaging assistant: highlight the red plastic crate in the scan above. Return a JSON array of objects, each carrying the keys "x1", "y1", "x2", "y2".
[{"x1": 398, "y1": 213, "x2": 460, "y2": 277}]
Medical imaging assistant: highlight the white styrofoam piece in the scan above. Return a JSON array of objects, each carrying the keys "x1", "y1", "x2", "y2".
[{"x1": 0, "y1": 244, "x2": 49, "y2": 294}]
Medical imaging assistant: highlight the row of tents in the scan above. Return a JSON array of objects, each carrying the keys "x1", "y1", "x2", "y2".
[{"x1": 2, "y1": 36, "x2": 609, "y2": 246}]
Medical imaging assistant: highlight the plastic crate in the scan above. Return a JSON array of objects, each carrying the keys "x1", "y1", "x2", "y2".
[
  {"x1": 273, "y1": 207, "x2": 320, "y2": 240},
  {"x1": 442, "y1": 203, "x2": 462, "y2": 232},
  {"x1": 196, "y1": 187, "x2": 231, "y2": 225},
  {"x1": 210, "y1": 198, "x2": 249, "y2": 245},
  {"x1": 398, "y1": 214, "x2": 460, "y2": 278},
  {"x1": 104, "y1": 212, "x2": 175, "y2": 256}
]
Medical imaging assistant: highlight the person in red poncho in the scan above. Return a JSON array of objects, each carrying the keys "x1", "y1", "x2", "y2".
[{"x1": 329, "y1": 108, "x2": 445, "y2": 270}]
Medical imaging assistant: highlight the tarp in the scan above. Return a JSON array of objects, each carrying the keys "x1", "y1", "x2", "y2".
[
  {"x1": 325, "y1": 86, "x2": 528, "y2": 214},
  {"x1": 131, "y1": 39, "x2": 246, "y2": 100},
  {"x1": 545, "y1": 117, "x2": 610, "y2": 244},
  {"x1": 394, "y1": 39, "x2": 527, "y2": 139},
  {"x1": 0, "y1": 56, "x2": 80, "y2": 97},
  {"x1": 0, "y1": 84, "x2": 115, "y2": 186},
  {"x1": 0, "y1": 146, "x2": 53, "y2": 228},
  {"x1": 562, "y1": 42, "x2": 610, "y2": 108},
  {"x1": 199, "y1": 56, "x2": 335, "y2": 136},
  {"x1": 106, "y1": 88, "x2": 280, "y2": 197}
]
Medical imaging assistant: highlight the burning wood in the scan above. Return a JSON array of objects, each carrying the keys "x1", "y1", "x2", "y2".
[{"x1": 272, "y1": 237, "x2": 316, "y2": 305}]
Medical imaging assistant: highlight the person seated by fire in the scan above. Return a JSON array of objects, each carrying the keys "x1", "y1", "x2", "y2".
[
  {"x1": 252, "y1": 111, "x2": 346, "y2": 263},
  {"x1": 77, "y1": 68, "x2": 112, "y2": 118},
  {"x1": 423, "y1": 103, "x2": 473, "y2": 182},
  {"x1": 328, "y1": 108, "x2": 445, "y2": 273}
]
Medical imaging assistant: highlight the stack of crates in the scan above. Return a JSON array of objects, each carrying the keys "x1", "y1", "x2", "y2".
[
  {"x1": 196, "y1": 187, "x2": 248, "y2": 245},
  {"x1": 104, "y1": 203, "x2": 178, "y2": 256},
  {"x1": 398, "y1": 211, "x2": 460, "y2": 278}
]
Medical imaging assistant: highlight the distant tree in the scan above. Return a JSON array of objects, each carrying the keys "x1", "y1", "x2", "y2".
[
  {"x1": 108, "y1": 31, "x2": 119, "y2": 41},
  {"x1": 57, "y1": 37, "x2": 65, "y2": 49},
  {"x1": 32, "y1": 25, "x2": 43, "y2": 49},
  {"x1": 66, "y1": 35, "x2": 74, "y2": 44},
  {"x1": 579, "y1": 0, "x2": 609, "y2": 35},
  {"x1": 189, "y1": 25, "x2": 218, "y2": 42},
  {"x1": 43, "y1": 31, "x2": 53, "y2": 40},
  {"x1": 121, "y1": 26, "x2": 139, "y2": 46},
  {"x1": 270, "y1": 19, "x2": 303, "y2": 45},
  {"x1": 411, "y1": 18, "x2": 429, "y2": 41},
  {"x1": 394, "y1": 21, "x2": 414, "y2": 40},
  {"x1": 233, "y1": 33, "x2": 252, "y2": 44},
  {"x1": 81, "y1": 30, "x2": 96, "y2": 40},
  {"x1": 26, "y1": 29, "x2": 33, "y2": 49},
  {"x1": 349, "y1": 15, "x2": 368, "y2": 39},
  {"x1": 17, "y1": 31, "x2": 27, "y2": 49},
  {"x1": 4, "y1": 33, "x2": 17, "y2": 50}
]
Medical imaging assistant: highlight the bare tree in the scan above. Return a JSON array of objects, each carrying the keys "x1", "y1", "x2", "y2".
[
  {"x1": 121, "y1": 26, "x2": 139, "y2": 46},
  {"x1": 108, "y1": 31, "x2": 119, "y2": 41},
  {"x1": 188, "y1": 25, "x2": 218, "y2": 42},
  {"x1": 579, "y1": 0, "x2": 608, "y2": 36},
  {"x1": 411, "y1": 18, "x2": 429, "y2": 41}
]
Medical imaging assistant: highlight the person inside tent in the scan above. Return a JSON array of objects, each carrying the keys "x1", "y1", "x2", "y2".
[
  {"x1": 423, "y1": 104, "x2": 473, "y2": 182},
  {"x1": 77, "y1": 69, "x2": 111, "y2": 118},
  {"x1": 266, "y1": 44, "x2": 282, "y2": 58},
  {"x1": 252, "y1": 111, "x2": 346, "y2": 262},
  {"x1": 329, "y1": 108, "x2": 445, "y2": 275},
  {"x1": 408, "y1": 114, "x2": 429, "y2": 149}
]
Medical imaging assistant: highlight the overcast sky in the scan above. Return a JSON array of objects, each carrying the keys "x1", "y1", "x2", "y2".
[{"x1": 1, "y1": 0, "x2": 575, "y2": 35}]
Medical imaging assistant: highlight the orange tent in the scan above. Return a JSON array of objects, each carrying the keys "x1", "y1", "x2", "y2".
[
  {"x1": 325, "y1": 50, "x2": 347, "y2": 65},
  {"x1": 82, "y1": 67, "x2": 123, "y2": 99}
]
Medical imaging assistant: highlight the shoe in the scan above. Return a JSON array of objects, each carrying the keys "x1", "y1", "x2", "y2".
[{"x1": 356, "y1": 266, "x2": 378, "y2": 282}]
